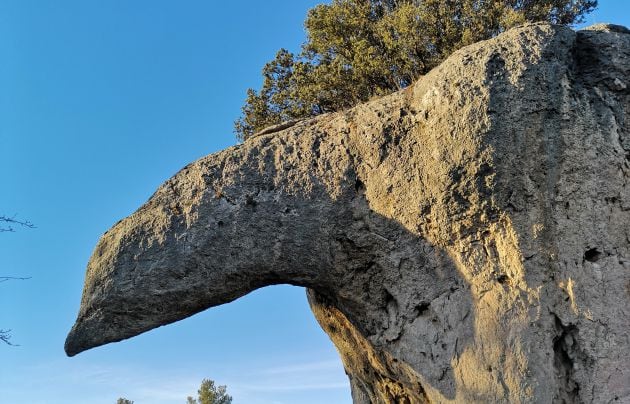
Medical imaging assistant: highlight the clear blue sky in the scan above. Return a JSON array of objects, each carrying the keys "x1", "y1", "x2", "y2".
[{"x1": 1, "y1": 1, "x2": 628, "y2": 403}]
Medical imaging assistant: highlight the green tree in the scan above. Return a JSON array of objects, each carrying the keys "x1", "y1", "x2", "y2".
[
  {"x1": 186, "y1": 378, "x2": 232, "y2": 404},
  {"x1": 235, "y1": 0, "x2": 597, "y2": 140},
  {"x1": 116, "y1": 399, "x2": 133, "y2": 404}
]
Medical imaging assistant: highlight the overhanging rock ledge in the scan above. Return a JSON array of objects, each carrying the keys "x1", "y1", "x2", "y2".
[{"x1": 66, "y1": 23, "x2": 630, "y2": 403}]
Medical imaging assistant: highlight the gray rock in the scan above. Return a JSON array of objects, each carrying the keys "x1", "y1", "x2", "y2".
[{"x1": 66, "y1": 23, "x2": 630, "y2": 403}]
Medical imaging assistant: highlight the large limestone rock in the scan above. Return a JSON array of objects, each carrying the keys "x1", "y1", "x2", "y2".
[{"x1": 66, "y1": 23, "x2": 630, "y2": 403}]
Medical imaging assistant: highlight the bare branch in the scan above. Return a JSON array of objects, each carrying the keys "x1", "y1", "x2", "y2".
[
  {"x1": 0, "y1": 276, "x2": 31, "y2": 283},
  {"x1": 1, "y1": 214, "x2": 33, "y2": 347},
  {"x1": 0, "y1": 215, "x2": 36, "y2": 233},
  {"x1": 0, "y1": 329, "x2": 18, "y2": 346}
]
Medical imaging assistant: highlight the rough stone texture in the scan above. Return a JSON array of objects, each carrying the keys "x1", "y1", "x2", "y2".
[{"x1": 66, "y1": 23, "x2": 630, "y2": 403}]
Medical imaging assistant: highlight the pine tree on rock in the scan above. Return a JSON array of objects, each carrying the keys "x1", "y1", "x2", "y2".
[
  {"x1": 235, "y1": 0, "x2": 597, "y2": 140},
  {"x1": 186, "y1": 379, "x2": 232, "y2": 404}
]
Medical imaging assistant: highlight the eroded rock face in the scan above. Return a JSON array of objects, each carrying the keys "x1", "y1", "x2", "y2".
[{"x1": 66, "y1": 23, "x2": 630, "y2": 403}]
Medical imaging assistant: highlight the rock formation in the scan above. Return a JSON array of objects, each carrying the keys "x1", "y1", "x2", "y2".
[{"x1": 66, "y1": 23, "x2": 630, "y2": 403}]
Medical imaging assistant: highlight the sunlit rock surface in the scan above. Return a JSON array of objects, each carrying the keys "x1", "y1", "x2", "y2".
[{"x1": 66, "y1": 23, "x2": 630, "y2": 403}]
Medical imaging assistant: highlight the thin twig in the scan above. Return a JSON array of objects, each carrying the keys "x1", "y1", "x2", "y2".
[
  {"x1": 0, "y1": 329, "x2": 18, "y2": 346},
  {"x1": 0, "y1": 276, "x2": 32, "y2": 283},
  {"x1": 0, "y1": 279, "x2": 29, "y2": 345},
  {"x1": 0, "y1": 215, "x2": 36, "y2": 232},
  {"x1": 1, "y1": 215, "x2": 32, "y2": 347}
]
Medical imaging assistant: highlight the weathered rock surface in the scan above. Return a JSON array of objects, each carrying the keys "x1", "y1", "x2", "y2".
[{"x1": 66, "y1": 23, "x2": 630, "y2": 403}]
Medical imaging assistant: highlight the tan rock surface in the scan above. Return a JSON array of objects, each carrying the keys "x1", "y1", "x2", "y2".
[{"x1": 66, "y1": 23, "x2": 630, "y2": 403}]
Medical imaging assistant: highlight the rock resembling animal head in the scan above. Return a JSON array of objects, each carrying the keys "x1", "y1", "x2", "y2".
[{"x1": 67, "y1": 24, "x2": 630, "y2": 403}]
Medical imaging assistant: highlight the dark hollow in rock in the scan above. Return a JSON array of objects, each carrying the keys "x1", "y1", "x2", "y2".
[{"x1": 583, "y1": 248, "x2": 602, "y2": 263}]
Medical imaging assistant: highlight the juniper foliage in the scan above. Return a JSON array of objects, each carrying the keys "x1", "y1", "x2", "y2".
[{"x1": 235, "y1": 0, "x2": 596, "y2": 140}]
